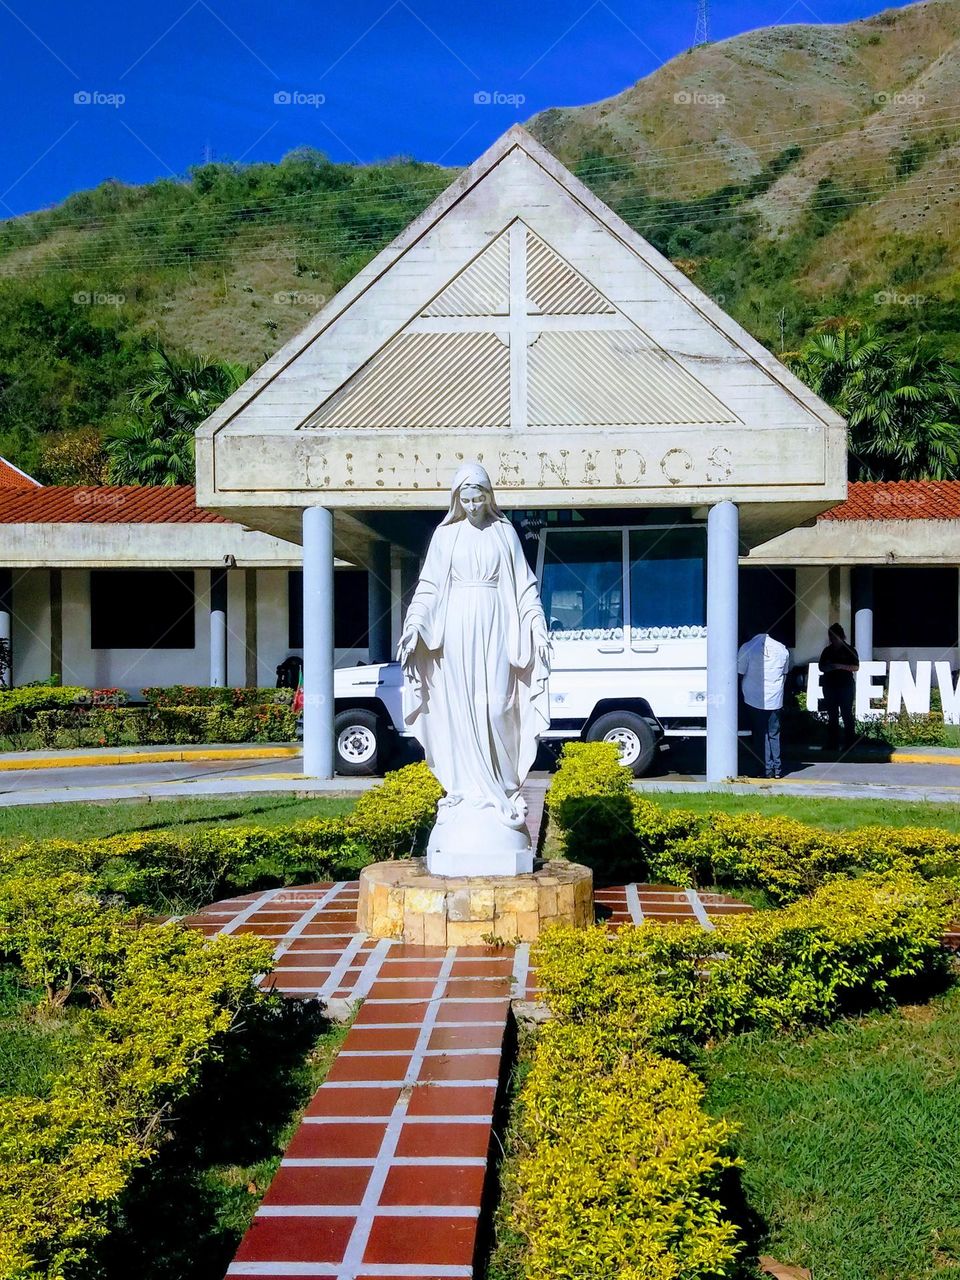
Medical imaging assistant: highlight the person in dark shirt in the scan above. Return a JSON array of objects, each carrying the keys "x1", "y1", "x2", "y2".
[{"x1": 818, "y1": 623, "x2": 859, "y2": 749}]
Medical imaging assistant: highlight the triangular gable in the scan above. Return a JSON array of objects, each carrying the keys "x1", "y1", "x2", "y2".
[
  {"x1": 197, "y1": 125, "x2": 846, "y2": 518},
  {"x1": 303, "y1": 220, "x2": 736, "y2": 431}
]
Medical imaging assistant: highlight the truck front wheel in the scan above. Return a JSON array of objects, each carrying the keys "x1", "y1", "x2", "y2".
[
  {"x1": 334, "y1": 709, "x2": 390, "y2": 776},
  {"x1": 586, "y1": 711, "x2": 657, "y2": 777}
]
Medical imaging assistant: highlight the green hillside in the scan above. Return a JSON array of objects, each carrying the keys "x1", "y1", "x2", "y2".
[{"x1": 1, "y1": 0, "x2": 958, "y2": 482}]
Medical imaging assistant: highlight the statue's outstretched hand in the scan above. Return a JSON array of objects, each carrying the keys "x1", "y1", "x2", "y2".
[{"x1": 397, "y1": 626, "x2": 419, "y2": 675}]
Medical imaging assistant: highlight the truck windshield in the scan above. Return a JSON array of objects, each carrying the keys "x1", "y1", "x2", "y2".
[{"x1": 541, "y1": 530, "x2": 622, "y2": 634}]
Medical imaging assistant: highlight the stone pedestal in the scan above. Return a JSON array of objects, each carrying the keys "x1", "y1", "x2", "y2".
[{"x1": 357, "y1": 859, "x2": 593, "y2": 945}]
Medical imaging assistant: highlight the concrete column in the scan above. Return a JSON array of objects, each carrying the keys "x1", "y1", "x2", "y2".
[
  {"x1": 367, "y1": 540, "x2": 392, "y2": 664},
  {"x1": 0, "y1": 569, "x2": 11, "y2": 688},
  {"x1": 49, "y1": 569, "x2": 62, "y2": 685},
  {"x1": 851, "y1": 566, "x2": 874, "y2": 661},
  {"x1": 244, "y1": 568, "x2": 258, "y2": 688},
  {"x1": 302, "y1": 506, "x2": 335, "y2": 778},
  {"x1": 706, "y1": 501, "x2": 740, "y2": 782},
  {"x1": 209, "y1": 568, "x2": 228, "y2": 687}
]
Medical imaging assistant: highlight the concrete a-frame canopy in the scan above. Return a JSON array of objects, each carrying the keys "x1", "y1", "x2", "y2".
[
  {"x1": 196, "y1": 125, "x2": 846, "y2": 550},
  {"x1": 195, "y1": 125, "x2": 848, "y2": 782}
]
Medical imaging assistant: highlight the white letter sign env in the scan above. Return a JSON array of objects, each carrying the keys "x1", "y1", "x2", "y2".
[{"x1": 806, "y1": 661, "x2": 960, "y2": 725}]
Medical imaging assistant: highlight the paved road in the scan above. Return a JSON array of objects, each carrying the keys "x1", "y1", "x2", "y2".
[{"x1": 2, "y1": 745, "x2": 960, "y2": 807}]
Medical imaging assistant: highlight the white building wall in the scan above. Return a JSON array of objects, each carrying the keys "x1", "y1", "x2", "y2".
[
  {"x1": 11, "y1": 570, "x2": 52, "y2": 685},
  {"x1": 55, "y1": 569, "x2": 210, "y2": 696},
  {"x1": 256, "y1": 570, "x2": 291, "y2": 686}
]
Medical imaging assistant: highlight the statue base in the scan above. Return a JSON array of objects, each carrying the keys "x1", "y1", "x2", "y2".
[
  {"x1": 425, "y1": 800, "x2": 532, "y2": 877},
  {"x1": 357, "y1": 858, "x2": 594, "y2": 946}
]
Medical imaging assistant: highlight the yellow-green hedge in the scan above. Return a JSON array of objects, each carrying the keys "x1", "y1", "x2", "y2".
[
  {"x1": 0, "y1": 874, "x2": 272, "y2": 1280},
  {"x1": 511, "y1": 871, "x2": 954, "y2": 1279},
  {"x1": 548, "y1": 742, "x2": 960, "y2": 898},
  {"x1": 2, "y1": 762, "x2": 442, "y2": 913},
  {"x1": 513, "y1": 1021, "x2": 739, "y2": 1280},
  {"x1": 535, "y1": 872, "x2": 954, "y2": 1051}
]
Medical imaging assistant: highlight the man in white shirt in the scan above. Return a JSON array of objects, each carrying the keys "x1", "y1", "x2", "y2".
[{"x1": 737, "y1": 631, "x2": 791, "y2": 778}]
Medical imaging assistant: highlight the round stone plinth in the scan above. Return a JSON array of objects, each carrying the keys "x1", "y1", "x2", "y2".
[{"x1": 357, "y1": 858, "x2": 594, "y2": 946}]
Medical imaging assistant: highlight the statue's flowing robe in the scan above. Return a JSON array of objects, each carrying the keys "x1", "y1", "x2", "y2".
[{"x1": 402, "y1": 517, "x2": 549, "y2": 826}]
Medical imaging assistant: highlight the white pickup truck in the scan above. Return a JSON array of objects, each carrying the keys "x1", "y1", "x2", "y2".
[{"x1": 332, "y1": 521, "x2": 711, "y2": 777}]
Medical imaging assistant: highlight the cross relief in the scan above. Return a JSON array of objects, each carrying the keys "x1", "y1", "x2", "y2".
[{"x1": 405, "y1": 221, "x2": 628, "y2": 431}]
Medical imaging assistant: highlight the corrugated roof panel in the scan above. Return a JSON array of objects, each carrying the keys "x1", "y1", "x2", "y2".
[
  {"x1": 304, "y1": 332, "x2": 510, "y2": 430},
  {"x1": 527, "y1": 329, "x2": 737, "y2": 426},
  {"x1": 422, "y1": 231, "x2": 510, "y2": 317},
  {"x1": 526, "y1": 230, "x2": 614, "y2": 315}
]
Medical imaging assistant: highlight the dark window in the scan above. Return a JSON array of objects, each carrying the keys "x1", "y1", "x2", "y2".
[
  {"x1": 541, "y1": 530, "x2": 623, "y2": 633},
  {"x1": 630, "y1": 527, "x2": 706, "y2": 629},
  {"x1": 738, "y1": 567, "x2": 796, "y2": 648},
  {"x1": 90, "y1": 570, "x2": 195, "y2": 649},
  {"x1": 288, "y1": 570, "x2": 370, "y2": 649},
  {"x1": 873, "y1": 567, "x2": 958, "y2": 648}
]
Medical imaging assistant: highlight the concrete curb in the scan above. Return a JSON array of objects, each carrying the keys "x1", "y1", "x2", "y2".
[{"x1": 0, "y1": 745, "x2": 302, "y2": 772}]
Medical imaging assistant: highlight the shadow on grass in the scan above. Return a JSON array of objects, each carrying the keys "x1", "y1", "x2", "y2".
[{"x1": 96, "y1": 995, "x2": 334, "y2": 1280}]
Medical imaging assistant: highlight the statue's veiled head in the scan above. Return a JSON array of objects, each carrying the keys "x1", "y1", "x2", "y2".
[{"x1": 441, "y1": 461, "x2": 505, "y2": 527}]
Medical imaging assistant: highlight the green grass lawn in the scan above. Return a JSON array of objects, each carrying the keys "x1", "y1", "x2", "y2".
[
  {"x1": 637, "y1": 790, "x2": 960, "y2": 833},
  {"x1": 701, "y1": 983, "x2": 960, "y2": 1280},
  {"x1": 0, "y1": 794, "x2": 356, "y2": 847}
]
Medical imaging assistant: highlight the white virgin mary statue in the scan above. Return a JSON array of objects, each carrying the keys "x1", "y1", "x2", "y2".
[{"x1": 398, "y1": 463, "x2": 550, "y2": 876}]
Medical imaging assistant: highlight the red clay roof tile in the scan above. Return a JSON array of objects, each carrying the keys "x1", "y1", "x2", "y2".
[
  {"x1": 0, "y1": 485, "x2": 229, "y2": 524},
  {"x1": 820, "y1": 481, "x2": 960, "y2": 522},
  {"x1": 0, "y1": 457, "x2": 41, "y2": 490}
]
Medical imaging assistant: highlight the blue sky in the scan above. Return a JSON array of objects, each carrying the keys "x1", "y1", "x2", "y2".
[{"x1": 1, "y1": 0, "x2": 896, "y2": 216}]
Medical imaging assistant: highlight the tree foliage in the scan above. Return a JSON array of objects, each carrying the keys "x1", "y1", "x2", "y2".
[
  {"x1": 105, "y1": 347, "x2": 249, "y2": 485},
  {"x1": 789, "y1": 323, "x2": 960, "y2": 480}
]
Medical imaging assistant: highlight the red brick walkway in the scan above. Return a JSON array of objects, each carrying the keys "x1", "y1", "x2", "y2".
[{"x1": 183, "y1": 873, "x2": 750, "y2": 1280}]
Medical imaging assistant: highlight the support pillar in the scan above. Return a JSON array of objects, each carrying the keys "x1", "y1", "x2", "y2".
[
  {"x1": 209, "y1": 568, "x2": 228, "y2": 688},
  {"x1": 49, "y1": 569, "x2": 62, "y2": 685},
  {"x1": 0, "y1": 569, "x2": 11, "y2": 688},
  {"x1": 851, "y1": 566, "x2": 874, "y2": 661},
  {"x1": 367, "y1": 540, "x2": 392, "y2": 664},
  {"x1": 706, "y1": 501, "x2": 739, "y2": 782},
  {"x1": 302, "y1": 506, "x2": 335, "y2": 778},
  {"x1": 244, "y1": 568, "x2": 258, "y2": 688}
]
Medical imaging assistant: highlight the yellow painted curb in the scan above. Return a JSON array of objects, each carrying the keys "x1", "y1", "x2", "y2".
[
  {"x1": 894, "y1": 752, "x2": 960, "y2": 766},
  {"x1": 0, "y1": 746, "x2": 302, "y2": 772}
]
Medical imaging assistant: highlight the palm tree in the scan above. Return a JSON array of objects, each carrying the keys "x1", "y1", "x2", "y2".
[
  {"x1": 789, "y1": 323, "x2": 960, "y2": 480},
  {"x1": 104, "y1": 418, "x2": 196, "y2": 485},
  {"x1": 106, "y1": 347, "x2": 250, "y2": 485}
]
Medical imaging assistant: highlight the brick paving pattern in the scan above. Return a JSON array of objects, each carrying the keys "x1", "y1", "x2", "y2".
[{"x1": 182, "y1": 787, "x2": 958, "y2": 1279}]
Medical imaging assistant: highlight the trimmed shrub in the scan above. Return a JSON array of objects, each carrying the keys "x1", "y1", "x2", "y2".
[
  {"x1": 141, "y1": 686, "x2": 293, "y2": 709},
  {"x1": 535, "y1": 873, "x2": 954, "y2": 1053},
  {"x1": 511, "y1": 872, "x2": 954, "y2": 1279},
  {"x1": 0, "y1": 762, "x2": 442, "y2": 913},
  {"x1": 546, "y1": 742, "x2": 640, "y2": 874},
  {"x1": 31, "y1": 703, "x2": 298, "y2": 749},
  {"x1": 547, "y1": 742, "x2": 960, "y2": 898},
  {"x1": 513, "y1": 1021, "x2": 739, "y2": 1280},
  {"x1": 0, "y1": 687, "x2": 90, "y2": 717}
]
